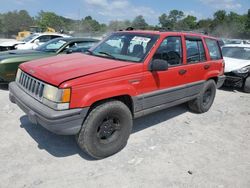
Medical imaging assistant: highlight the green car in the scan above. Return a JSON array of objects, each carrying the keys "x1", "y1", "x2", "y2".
[{"x1": 0, "y1": 37, "x2": 99, "y2": 83}]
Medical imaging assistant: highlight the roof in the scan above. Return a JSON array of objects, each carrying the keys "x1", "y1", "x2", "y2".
[
  {"x1": 33, "y1": 32, "x2": 71, "y2": 37},
  {"x1": 117, "y1": 30, "x2": 218, "y2": 40}
]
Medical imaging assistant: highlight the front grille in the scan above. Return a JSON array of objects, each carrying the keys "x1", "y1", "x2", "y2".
[{"x1": 17, "y1": 71, "x2": 45, "y2": 101}]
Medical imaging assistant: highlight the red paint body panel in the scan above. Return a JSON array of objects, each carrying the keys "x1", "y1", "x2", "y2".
[
  {"x1": 20, "y1": 53, "x2": 135, "y2": 86},
  {"x1": 19, "y1": 31, "x2": 224, "y2": 109}
]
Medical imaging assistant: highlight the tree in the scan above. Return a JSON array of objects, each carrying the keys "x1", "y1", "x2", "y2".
[
  {"x1": 213, "y1": 10, "x2": 227, "y2": 23},
  {"x1": 246, "y1": 9, "x2": 250, "y2": 30},
  {"x1": 132, "y1": 15, "x2": 148, "y2": 29},
  {"x1": 168, "y1": 10, "x2": 184, "y2": 23},
  {"x1": 2, "y1": 10, "x2": 33, "y2": 37},
  {"x1": 197, "y1": 19, "x2": 213, "y2": 33},
  {"x1": 108, "y1": 20, "x2": 131, "y2": 31},
  {"x1": 159, "y1": 10, "x2": 184, "y2": 30},
  {"x1": 81, "y1": 16, "x2": 102, "y2": 32},
  {"x1": 176, "y1": 15, "x2": 197, "y2": 30},
  {"x1": 36, "y1": 11, "x2": 65, "y2": 31},
  {"x1": 159, "y1": 13, "x2": 172, "y2": 29}
]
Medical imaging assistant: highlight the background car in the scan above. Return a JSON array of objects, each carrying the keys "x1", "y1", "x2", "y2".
[
  {"x1": 222, "y1": 44, "x2": 250, "y2": 92},
  {"x1": 0, "y1": 33, "x2": 71, "y2": 51},
  {"x1": 0, "y1": 37, "x2": 99, "y2": 83}
]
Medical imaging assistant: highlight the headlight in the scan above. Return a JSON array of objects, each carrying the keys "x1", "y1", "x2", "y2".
[
  {"x1": 15, "y1": 68, "x2": 21, "y2": 82},
  {"x1": 42, "y1": 84, "x2": 71, "y2": 110},
  {"x1": 233, "y1": 66, "x2": 250, "y2": 74}
]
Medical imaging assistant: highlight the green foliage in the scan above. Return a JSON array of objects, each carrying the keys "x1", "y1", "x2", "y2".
[
  {"x1": 0, "y1": 9, "x2": 249, "y2": 39},
  {"x1": 108, "y1": 20, "x2": 131, "y2": 31},
  {"x1": 2, "y1": 10, "x2": 33, "y2": 37},
  {"x1": 36, "y1": 11, "x2": 65, "y2": 31},
  {"x1": 132, "y1": 15, "x2": 148, "y2": 29},
  {"x1": 159, "y1": 10, "x2": 184, "y2": 30}
]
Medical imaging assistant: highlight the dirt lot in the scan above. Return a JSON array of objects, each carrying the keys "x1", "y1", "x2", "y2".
[{"x1": 0, "y1": 85, "x2": 250, "y2": 188}]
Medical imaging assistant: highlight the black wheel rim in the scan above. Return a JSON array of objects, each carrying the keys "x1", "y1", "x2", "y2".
[
  {"x1": 203, "y1": 88, "x2": 212, "y2": 106},
  {"x1": 96, "y1": 116, "x2": 121, "y2": 144}
]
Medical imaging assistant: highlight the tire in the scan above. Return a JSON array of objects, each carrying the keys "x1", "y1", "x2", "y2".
[
  {"x1": 188, "y1": 80, "x2": 216, "y2": 113},
  {"x1": 243, "y1": 76, "x2": 250, "y2": 93},
  {"x1": 76, "y1": 100, "x2": 133, "y2": 159}
]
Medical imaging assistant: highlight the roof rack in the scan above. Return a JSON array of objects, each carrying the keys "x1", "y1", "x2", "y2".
[
  {"x1": 125, "y1": 27, "x2": 134, "y2": 31},
  {"x1": 158, "y1": 28, "x2": 208, "y2": 35}
]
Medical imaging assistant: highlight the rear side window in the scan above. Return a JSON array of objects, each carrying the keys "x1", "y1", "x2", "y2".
[
  {"x1": 205, "y1": 39, "x2": 222, "y2": 60},
  {"x1": 185, "y1": 38, "x2": 206, "y2": 63}
]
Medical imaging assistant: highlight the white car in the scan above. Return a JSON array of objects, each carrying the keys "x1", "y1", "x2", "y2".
[
  {"x1": 222, "y1": 44, "x2": 250, "y2": 92},
  {"x1": 0, "y1": 33, "x2": 71, "y2": 51}
]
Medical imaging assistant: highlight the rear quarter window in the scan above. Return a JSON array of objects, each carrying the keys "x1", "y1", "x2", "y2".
[{"x1": 205, "y1": 38, "x2": 222, "y2": 60}]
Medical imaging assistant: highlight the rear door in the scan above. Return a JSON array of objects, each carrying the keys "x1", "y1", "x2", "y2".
[{"x1": 181, "y1": 36, "x2": 209, "y2": 83}]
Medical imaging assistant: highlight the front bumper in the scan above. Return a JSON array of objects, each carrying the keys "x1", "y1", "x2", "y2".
[
  {"x1": 224, "y1": 72, "x2": 249, "y2": 88},
  {"x1": 9, "y1": 82, "x2": 89, "y2": 135}
]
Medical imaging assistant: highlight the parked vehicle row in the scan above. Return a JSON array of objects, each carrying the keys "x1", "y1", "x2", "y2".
[
  {"x1": 0, "y1": 37, "x2": 99, "y2": 83},
  {"x1": 0, "y1": 33, "x2": 70, "y2": 51}
]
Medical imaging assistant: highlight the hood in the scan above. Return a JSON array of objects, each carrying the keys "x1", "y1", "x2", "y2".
[
  {"x1": 0, "y1": 40, "x2": 24, "y2": 47},
  {"x1": 20, "y1": 53, "x2": 134, "y2": 86},
  {"x1": 224, "y1": 57, "x2": 250, "y2": 73}
]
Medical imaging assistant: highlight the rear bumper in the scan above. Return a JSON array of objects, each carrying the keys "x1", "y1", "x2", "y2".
[
  {"x1": 9, "y1": 82, "x2": 89, "y2": 135},
  {"x1": 217, "y1": 75, "x2": 226, "y2": 88}
]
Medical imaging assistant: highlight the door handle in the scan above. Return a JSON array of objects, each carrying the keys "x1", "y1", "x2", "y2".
[
  {"x1": 179, "y1": 69, "x2": 187, "y2": 75},
  {"x1": 204, "y1": 64, "x2": 211, "y2": 70}
]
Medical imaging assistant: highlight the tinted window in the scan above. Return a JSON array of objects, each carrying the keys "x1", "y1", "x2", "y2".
[
  {"x1": 205, "y1": 39, "x2": 222, "y2": 60},
  {"x1": 51, "y1": 35, "x2": 62, "y2": 39},
  {"x1": 186, "y1": 38, "x2": 206, "y2": 63},
  {"x1": 153, "y1": 36, "x2": 182, "y2": 66},
  {"x1": 37, "y1": 35, "x2": 52, "y2": 43}
]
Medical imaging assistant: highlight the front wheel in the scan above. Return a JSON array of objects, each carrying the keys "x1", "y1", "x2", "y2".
[
  {"x1": 76, "y1": 100, "x2": 133, "y2": 159},
  {"x1": 188, "y1": 80, "x2": 216, "y2": 113},
  {"x1": 243, "y1": 76, "x2": 250, "y2": 93}
]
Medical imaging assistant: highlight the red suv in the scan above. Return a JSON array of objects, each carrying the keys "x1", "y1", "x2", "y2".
[{"x1": 9, "y1": 30, "x2": 225, "y2": 159}]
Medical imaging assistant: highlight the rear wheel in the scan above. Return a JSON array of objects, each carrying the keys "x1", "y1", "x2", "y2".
[
  {"x1": 76, "y1": 100, "x2": 133, "y2": 159},
  {"x1": 188, "y1": 80, "x2": 216, "y2": 113},
  {"x1": 243, "y1": 76, "x2": 250, "y2": 93}
]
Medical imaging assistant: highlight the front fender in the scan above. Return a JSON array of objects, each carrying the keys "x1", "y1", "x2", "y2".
[{"x1": 72, "y1": 84, "x2": 138, "y2": 108}]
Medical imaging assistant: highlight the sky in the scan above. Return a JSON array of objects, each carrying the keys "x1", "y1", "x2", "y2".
[{"x1": 0, "y1": 0, "x2": 249, "y2": 24}]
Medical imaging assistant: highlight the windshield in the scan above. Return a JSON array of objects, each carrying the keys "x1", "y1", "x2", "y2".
[
  {"x1": 222, "y1": 47, "x2": 250, "y2": 60},
  {"x1": 90, "y1": 33, "x2": 159, "y2": 62},
  {"x1": 21, "y1": 34, "x2": 39, "y2": 42},
  {"x1": 36, "y1": 38, "x2": 67, "y2": 52}
]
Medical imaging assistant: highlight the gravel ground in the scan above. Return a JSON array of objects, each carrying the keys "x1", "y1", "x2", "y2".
[{"x1": 0, "y1": 85, "x2": 250, "y2": 188}]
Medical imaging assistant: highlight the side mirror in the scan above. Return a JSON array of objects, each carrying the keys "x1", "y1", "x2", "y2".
[
  {"x1": 149, "y1": 59, "x2": 168, "y2": 72},
  {"x1": 34, "y1": 39, "x2": 40, "y2": 45},
  {"x1": 66, "y1": 49, "x2": 73, "y2": 54}
]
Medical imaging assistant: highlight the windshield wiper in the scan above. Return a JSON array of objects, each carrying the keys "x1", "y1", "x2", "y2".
[{"x1": 97, "y1": 51, "x2": 117, "y2": 59}]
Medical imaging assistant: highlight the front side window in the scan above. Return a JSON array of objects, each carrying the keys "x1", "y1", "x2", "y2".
[
  {"x1": 37, "y1": 35, "x2": 52, "y2": 43},
  {"x1": 186, "y1": 38, "x2": 206, "y2": 63},
  {"x1": 205, "y1": 38, "x2": 222, "y2": 60},
  {"x1": 90, "y1": 33, "x2": 159, "y2": 62},
  {"x1": 153, "y1": 36, "x2": 182, "y2": 66}
]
